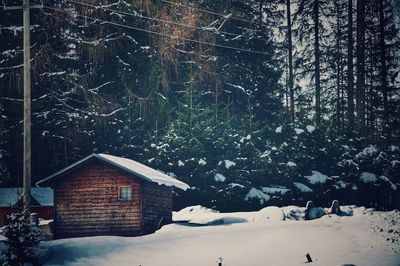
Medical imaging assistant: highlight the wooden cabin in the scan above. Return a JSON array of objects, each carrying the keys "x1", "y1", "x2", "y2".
[
  {"x1": 0, "y1": 187, "x2": 54, "y2": 227},
  {"x1": 36, "y1": 153, "x2": 189, "y2": 239}
]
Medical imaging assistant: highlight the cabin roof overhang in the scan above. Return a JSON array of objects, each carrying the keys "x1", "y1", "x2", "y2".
[{"x1": 36, "y1": 153, "x2": 189, "y2": 191}]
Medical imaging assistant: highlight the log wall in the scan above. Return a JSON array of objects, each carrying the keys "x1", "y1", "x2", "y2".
[
  {"x1": 54, "y1": 160, "x2": 142, "y2": 238},
  {"x1": 142, "y1": 182, "x2": 172, "y2": 233}
]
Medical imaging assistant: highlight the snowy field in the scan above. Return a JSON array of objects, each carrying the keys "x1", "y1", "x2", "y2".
[{"x1": 39, "y1": 206, "x2": 399, "y2": 266}]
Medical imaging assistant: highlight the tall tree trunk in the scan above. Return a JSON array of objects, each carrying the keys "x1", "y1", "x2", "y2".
[
  {"x1": 285, "y1": 55, "x2": 289, "y2": 108},
  {"x1": 347, "y1": 0, "x2": 355, "y2": 133},
  {"x1": 335, "y1": 0, "x2": 342, "y2": 131},
  {"x1": 368, "y1": 38, "x2": 375, "y2": 137},
  {"x1": 287, "y1": 0, "x2": 295, "y2": 123},
  {"x1": 356, "y1": 0, "x2": 366, "y2": 128},
  {"x1": 314, "y1": 0, "x2": 321, "y2": 127},
  {"x1": 215, "y1": 78, "x2": 221, "y2": 122},
  {"x1": 379, "y1": 0, "x2": 389, "y2": 132}
]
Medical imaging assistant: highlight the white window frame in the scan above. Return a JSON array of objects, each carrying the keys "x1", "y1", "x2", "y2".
[{"x1": 118, "y1": 186, "x2": 132, "y2": 201}]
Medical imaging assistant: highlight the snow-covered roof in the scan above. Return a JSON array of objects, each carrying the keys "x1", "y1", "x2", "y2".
[
  {"x1": 36, "y1": 153, "x2": 189, "y2": 191},
  {"x1": 0, "y1": 187, "x2": 53, "y2": 207}
]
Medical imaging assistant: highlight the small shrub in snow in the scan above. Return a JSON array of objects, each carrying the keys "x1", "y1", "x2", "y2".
[{"x1": 0, "y1": 212, "x2": 43, "y2": 266}]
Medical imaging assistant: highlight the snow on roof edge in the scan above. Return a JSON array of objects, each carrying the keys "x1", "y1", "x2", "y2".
[
  {"x1": 98, "y1": 154, "x2": 189, "y2": 191},
  {"x1": 36, "y1": 153, "x2": 189, "y2": 191}
]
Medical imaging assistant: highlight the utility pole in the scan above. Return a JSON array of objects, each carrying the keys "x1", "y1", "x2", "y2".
[
  {"x1": 3, "y1": 0, "x2": 42, "y2": 218},
  {"x1": 286, "y1": 0, "x2": 295, "y2": 124},
  {"x1": 23, "y1": 0, "x2": 31, "y2": 218}
]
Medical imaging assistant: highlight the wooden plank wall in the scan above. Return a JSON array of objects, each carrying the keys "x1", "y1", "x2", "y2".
[
  {"x1": 54, "y1": 160, "x2": 142, "y2": 238},
  {"x1": 142, "y1": 182, "x2": 172, "y2": 234}
]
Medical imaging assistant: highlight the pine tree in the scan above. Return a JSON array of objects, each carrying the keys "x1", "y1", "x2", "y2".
[
  {"x1": 379, "y1": 0, "x2": 389, "y2": 131},
  {"x1": 347, "y1": 0, "x2": 355, "y2": 134},
  {"x1": 294, "y1": 0, "x2": 330, "y2": 127},
  {"x1": 378, "y1": 0, "x2": 400, "y2": 137},
  {"x1": 286, "y1": 0, "x2": 295, "y2": 123},
  {"x1": 356, "y1": 0, "x2": 366, "y2": 128}
]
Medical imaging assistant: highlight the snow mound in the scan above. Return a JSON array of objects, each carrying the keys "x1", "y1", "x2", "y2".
[
  {"x1": 245, "y1": 188, "x2": 271, "y2": 204},
  {"x1": 176, "y1": 205, "x2": 218, "y2": 215},
  {"x1": 253, "y1": 207, "x2": 285, "y2": 223},
  {"x1": 304, "y1": 171, "x2": 330, "y2": 184},
  {"x1": 360, "y1": 172, "x2": 377, "y2": 183},
  {"x1": 42, "y1": 206, "x2": 400, "y2": 266},
  {"x1": 173, "y1": 205, "x2": 250, "y2": 225},
  {"x1": 173, "y1": 205, "x2": 218, "y2": 222}
]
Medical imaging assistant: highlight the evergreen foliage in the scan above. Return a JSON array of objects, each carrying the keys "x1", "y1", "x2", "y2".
[
  {"x1": 0, "y1": 213, "x2": 43, "y2": 266},
  {"x1": 0, "y1": 0, "x2": 399, "y2": 211}
]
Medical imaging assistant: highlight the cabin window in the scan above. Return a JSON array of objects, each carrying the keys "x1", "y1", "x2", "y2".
[{"x1": 119, "y1": 186, "x2": 132, "y2": 201}]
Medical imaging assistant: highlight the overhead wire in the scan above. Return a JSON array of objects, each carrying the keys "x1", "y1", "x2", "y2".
[
  {"x1": 68, "y1": 0, "x2": 242, "y2": 38},
  {"x1": 43, "y1": 5, "x2": 270, "y2": 56},
  {"x1": 160, "y1": 0, "x2": 256, "y2": 25}
]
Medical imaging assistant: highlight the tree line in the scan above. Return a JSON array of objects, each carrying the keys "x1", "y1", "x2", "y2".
[{"x1": 0, "y1": 0, "x2": 399, "y2": 210}]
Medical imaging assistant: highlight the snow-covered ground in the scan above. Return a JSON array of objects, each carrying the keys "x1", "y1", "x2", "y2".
[{"x1": 27, "y1": 206, "x2": 400, "y2": 265}]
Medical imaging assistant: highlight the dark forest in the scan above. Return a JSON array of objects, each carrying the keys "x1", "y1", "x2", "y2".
[{"x1": 1, "y1": 0, "x2": 399, "y2": 211}]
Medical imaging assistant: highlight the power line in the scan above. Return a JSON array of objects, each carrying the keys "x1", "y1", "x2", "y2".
[
  {"x1": 160, "y1": 0, "x2": 256, "y2": 25},
  {"x1": 43, "y1": 6, "x2": 269, "y2": 56},
  {"x1": 68, "y1": 0, "x2": 241, "y2": 38}
]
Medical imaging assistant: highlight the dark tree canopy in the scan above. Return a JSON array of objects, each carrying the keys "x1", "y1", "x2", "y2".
[{"x1": 0, "y1": 0, "x2": 399, "y2": 211}]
